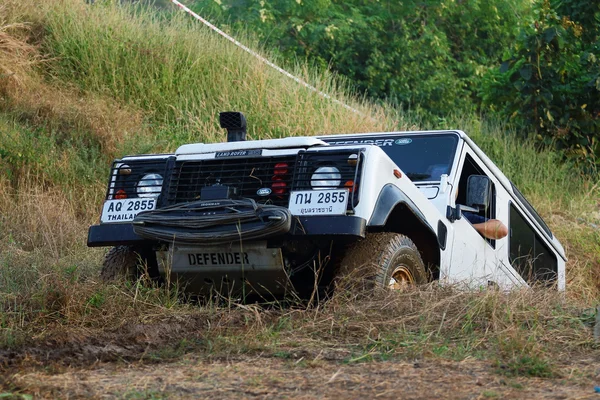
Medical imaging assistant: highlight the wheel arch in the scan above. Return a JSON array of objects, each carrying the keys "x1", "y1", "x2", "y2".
[{"x1": 368, "y1": 184, "x2": 442, "y2": 280}]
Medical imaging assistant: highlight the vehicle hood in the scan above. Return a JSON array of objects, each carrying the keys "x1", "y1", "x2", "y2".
[{"x1": 176, "y1": 137, "x2": 327, "y2": 155}]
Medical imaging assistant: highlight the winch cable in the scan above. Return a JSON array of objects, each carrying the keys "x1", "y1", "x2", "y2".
[
  {"x1": 168, "y1": 0, "x2": 368, "y2": 118},
  {"x1": 133, "y1": 199, "x2": 292, "y2": 245}
]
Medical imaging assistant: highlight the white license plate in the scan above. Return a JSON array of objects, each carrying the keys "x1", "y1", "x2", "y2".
[
  {"x1": 288, "y1": 189, "x2": 349, "y2": 216},
  {"x1": 101, "y1": 198, "x2": 156, "y2": 223}
]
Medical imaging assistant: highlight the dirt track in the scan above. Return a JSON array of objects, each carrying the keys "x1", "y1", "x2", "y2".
[
  {"x1": 6, "y1": 355, "x2": 600, "y2": 399},
  {"x1": 1, "y1": 301, "x2": 599, "y2": 399}
]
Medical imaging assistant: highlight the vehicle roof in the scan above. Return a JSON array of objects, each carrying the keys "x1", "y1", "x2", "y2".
[{"x1": 317, "y1": 129, "x2": 465, "y2": 139}]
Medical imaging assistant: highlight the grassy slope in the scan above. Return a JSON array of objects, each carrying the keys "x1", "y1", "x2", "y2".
[{"x1": 0, "y1": 0, "x2": 599, "y2": 382}]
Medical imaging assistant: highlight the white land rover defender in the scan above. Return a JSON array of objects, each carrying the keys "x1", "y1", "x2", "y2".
[{"x1": 88, "y1": 112, "x2": 566, "y2": 297}]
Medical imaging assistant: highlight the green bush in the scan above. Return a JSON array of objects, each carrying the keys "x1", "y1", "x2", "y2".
[{"x1": 481, "y1": 0, "x2": 600, "y2": 169}]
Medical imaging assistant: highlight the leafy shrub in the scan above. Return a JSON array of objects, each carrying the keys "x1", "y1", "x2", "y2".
[{"x1": 481, "y1": 0, "x2": 600, "y2": 169}]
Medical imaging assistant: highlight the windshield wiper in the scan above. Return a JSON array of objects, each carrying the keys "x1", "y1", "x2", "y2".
[{"x1": 405, "y1": 172, "x2": 431, "y2": 180}]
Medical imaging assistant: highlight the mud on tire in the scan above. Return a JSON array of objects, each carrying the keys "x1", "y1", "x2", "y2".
[
  {"x1": 100, "y1": 245, "x2": 144, "y2": 282},
  {"x1": 335, "y1": 232, "x2": 427, "y2": 293}
]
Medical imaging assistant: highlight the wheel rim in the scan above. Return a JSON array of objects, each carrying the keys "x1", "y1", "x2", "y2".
[{"x1": 388, "y1": 265, "x2": 415, "y2": 290}]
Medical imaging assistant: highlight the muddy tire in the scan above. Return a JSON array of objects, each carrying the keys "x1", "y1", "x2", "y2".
[
  {"x1": 100, "y1": 246, "x2": 142, "y2": 282},
  {"x1": 335, "y1": 232, "x2": 427, "y2": 293}
]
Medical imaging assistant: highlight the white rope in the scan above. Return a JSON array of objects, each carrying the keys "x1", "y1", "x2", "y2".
[{"x1": 169, "y1": 0, "x2": 365, "y2": 116}]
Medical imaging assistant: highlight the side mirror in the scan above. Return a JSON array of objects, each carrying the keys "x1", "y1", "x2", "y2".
[{"x1": 466, "y1": 175, "x2": 491, "y2": 210}]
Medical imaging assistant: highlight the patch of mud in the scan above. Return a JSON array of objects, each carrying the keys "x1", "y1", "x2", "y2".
[{"x1": 0, "y1": 315, "x2": 211, "y2": 368}]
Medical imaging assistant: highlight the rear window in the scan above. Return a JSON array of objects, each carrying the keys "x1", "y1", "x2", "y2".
[
  {"x1": 510, "y1": 183, "x2": 552, "y2": 238},
  {"x1": 509, "y1": 203, "x2": 557, "y2": 283}
]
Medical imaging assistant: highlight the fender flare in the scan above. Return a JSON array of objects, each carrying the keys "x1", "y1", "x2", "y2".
[{"x1": 368, "y1": 184, "x2": 444, "y2": 249}]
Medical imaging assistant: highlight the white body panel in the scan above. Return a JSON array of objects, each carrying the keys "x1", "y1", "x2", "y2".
[
  {"x1": 106, "y1": 129, "x2": 566, "y2": 291},
  {"x1": 444, "y1": 143, "x2": 525, "y2": 289}
]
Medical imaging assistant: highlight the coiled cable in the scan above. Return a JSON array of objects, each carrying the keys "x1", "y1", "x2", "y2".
[{"x1": 133, "y1": 199, "x2": 291, "y2": 245}]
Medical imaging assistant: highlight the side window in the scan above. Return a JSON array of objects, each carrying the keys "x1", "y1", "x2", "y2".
[
  {"x1": 456, "y1": 153, "x2": 497, "y2": 247},
  {"x1": 509, "y1": 204, "x2": 558, "y2": 284}
]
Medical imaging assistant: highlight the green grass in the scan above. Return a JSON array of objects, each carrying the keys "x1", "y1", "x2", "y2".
[
  {"x1": 0, "y1": 394, "x2": 33, "y2": 400},
  {"x1": 481, "y1": 390, "x2": 500, "y2": 398},
  {"x1": 41, "y1": 0, "x2": 388, "y2": 140},
  {"x1": 495, "y1": 354, "x2": 555, "y2": 378},
  {"x1": 122, "y1": 389, "x2": 167, "y2": 400},
  {"x1": 0, "y1": 116, "x2": 108, "y2": 189}
]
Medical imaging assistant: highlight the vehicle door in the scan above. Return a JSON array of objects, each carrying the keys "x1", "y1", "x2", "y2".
[{"x1": 446, "y1": 148, "x2": 519, "y2": 288}]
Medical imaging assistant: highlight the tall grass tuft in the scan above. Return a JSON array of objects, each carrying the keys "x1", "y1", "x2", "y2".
[{"x1": 41, "y1": 0, "x2": 392, "y2": 145}]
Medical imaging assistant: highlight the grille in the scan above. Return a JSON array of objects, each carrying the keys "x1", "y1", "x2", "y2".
[
  {"x1": 105, "y1": 158, "x2": 168, "y2": 200},
  {"x1": 167, "y1": 156, "x2": 297, "y2": 207}
]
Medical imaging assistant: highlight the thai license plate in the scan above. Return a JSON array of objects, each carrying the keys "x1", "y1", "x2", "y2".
[
  {"x1": 101, "y1": 198, "x2": 156, "y2": 223},
  {"x1": 160, "y1": 244, "x2": 283, "y2": 271},
  {"x1": 288, "y1": 189, "x2": 349, "y2": 216}
]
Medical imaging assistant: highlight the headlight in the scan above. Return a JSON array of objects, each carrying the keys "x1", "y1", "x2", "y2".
[
  {"x1": 137, "y1": 173, "x2": 163, "y2": 198},
  {"x1": 311, "y1": 166, "x2": 341, "y2": 189}
]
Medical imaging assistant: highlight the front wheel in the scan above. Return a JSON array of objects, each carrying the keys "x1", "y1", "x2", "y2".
[
  {"x1": 335, "y1": 232, "x2": 427, "y2": 293},
  {"x1": 100, "y1": 245, "x2": 158, "y2": 282}
]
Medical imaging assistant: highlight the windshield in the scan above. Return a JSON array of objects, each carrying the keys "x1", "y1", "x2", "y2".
[{"x1": 323, "y1": 133, "x2": 459, "y2": 182}]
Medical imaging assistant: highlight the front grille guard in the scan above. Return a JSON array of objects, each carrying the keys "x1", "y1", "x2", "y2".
[
  {"x1": 104, "y1": 150, "x2": 364, "y2": 213},
  {"x1": 165, "y1": 155, "x2": 298, "y2": 207}
]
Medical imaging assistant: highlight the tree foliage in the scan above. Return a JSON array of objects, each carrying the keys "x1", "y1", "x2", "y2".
[
  {"x1": 190, "y1": 0, "x2": 529, "y2": 119},
  {"x1": 481, "y1": 0, "x2": 600, "y2": 168}
]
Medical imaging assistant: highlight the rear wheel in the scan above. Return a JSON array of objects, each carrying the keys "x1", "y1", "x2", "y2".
[{"x1": 335, "y1": 232, "x2": 427, "y2": 293}]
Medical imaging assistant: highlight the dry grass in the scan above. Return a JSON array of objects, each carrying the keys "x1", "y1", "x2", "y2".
[
  {"x1": 4, "y1": 84, "x2": 147, "y2": 156},
  {"x1": 0, "y1": 18, "x2": 38, "y2": 94},
  {"x1": 7, "y1": 357, "x2": 597, "y2": 399},
  {"x1": 0, "y1": 177, "x2": 85, "y2": 257},
  {"x1": 550, "y1": 214, "x2": 600, "y2": 302},
  {"x1": 0, "y1": 1, "x2": 148, "y2": 159},
  {"x1": 0, "y1": 3, "x2": 598, "y2": 392},
  {"x1": 0, "y1": 284, "x2": 596, "y2": 374}
]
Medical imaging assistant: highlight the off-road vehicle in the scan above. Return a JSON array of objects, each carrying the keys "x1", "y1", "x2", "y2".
[{"x1": 88, "y1": 112, "x2": 566, "y2": 297}]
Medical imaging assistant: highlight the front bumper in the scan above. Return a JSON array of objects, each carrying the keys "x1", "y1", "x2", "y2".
[{"x1": 87, "y1": 215, "x2": 366, "y2": 247}]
